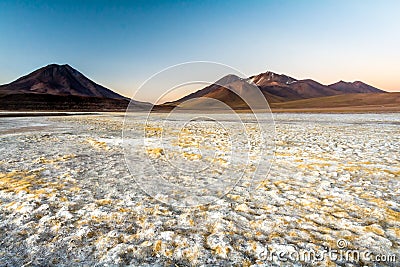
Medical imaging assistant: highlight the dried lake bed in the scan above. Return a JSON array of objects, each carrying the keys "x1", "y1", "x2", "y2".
[{"x1": 0, "y1": 112, "x2": 399, "y2": 266}]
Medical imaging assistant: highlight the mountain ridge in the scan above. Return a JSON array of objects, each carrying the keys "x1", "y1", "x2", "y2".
[
  {"x1": 328, "y1": 80, "x2": 384, "y2": 93},
  {"x1": 165, "y1": 71, "x2": 387, "y2": 109}
]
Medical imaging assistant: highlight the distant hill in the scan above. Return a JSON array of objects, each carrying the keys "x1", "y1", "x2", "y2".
[
  {"x1": 328, "y1": 80, "x2": 384, "y2": 93},
  {"x1": 164, "y1": 71, "x2": 391, "y2": 111},
  {"x1": 0, "y1": 64, "x2": 149, "y2": 111}
]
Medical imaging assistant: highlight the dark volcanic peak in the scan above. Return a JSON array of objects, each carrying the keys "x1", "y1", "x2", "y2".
[
  {"x1": 328, "y1": 80, "x2": 385, "y2": 93},
  {"x1": 0, "y1": 64, "x2": 126, "y2": 99}
]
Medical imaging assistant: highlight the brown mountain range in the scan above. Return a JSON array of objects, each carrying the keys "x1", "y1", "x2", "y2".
[
  {"x1": 0, "y1": 64, "x2": 149, "y2": 111},
  {"x1": 249, "y1": 71, "x2": 383, "y2": 100},
  {"x1": 164, "y1": 71, "x2": 398, "y2": 112}
]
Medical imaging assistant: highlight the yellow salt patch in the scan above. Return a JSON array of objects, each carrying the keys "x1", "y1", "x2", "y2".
[
  {"x1": 273, "y1": 180, "x2": 288, "y2": 187},
  {"x1": 0, "y1": 171, "x2": 57, "y2": 198},
  {"x1": 118, "y1": 207, "x2": 131, "y2": 212},
  {"x1": 342, "y1": 165, "x2": 362, "y2": 172},
  {"x1": 241, "y1": 259, "x2": 252, "y2": 267},
  {"x1": 4, "y1": 201, "x2": 17, "y2": 209},
  {"x1": 164, "y1": 249, "x2": 173, "y2": 257},
  {"x1": 86, "y1": 138, "x2": 109, "y2": 150},
  {"x1": 275, "y1": 152, "x2": 292, "y2": 157},
  {"x1": 364, "y1": 225, "x2": 385, "y2": 236},
  {"x1": 243, "y1": 232, "x2": 253, "y2": 239},
  {"x1": 145, "y1": 126, "x2": 163, "y2": 137},
  {"x1": 69, "y1": 186, "x2": 81, "y2": 192},
  {"x1": 86, "y1": 231, "x2": 96, "y2": 238},
  {"x1": 315, "y1": 162, "x2": 331, "y2": 167},
  {"x1": 317, "y1": 225, "x2": 335, "y2": 234},
  {"x1": 33, "y1": 188, "x2": 47, "y2": 196},
  {"x1": 15, "y1": 204, "x2": 27, "y2": 212},
  {"x1": 242, "y1": 181, "x2": 252, "y2": 187},
  {"x1": 288, "y1": 230, "x2": 298, "y2": 237},
  {"x1": 136, "y1": 216, "x2": 146, "y2": 225},
  {"x1": 383, "y1": 169, "x2": 400, "y2": 176},
  {"x1": 0, "y1": 172, "x2": 33, "y2": 193},
  {"x1": 146, "y1": 148, "x2": 164, "y2": 158},
  {"x1": 226, "y1": 194, "x2": 242, "y2": 201},
  {"x1": 248, "y1": 154, "x2": 260, "y2": 160},
  {"x1": 268, "y1": 232, "x2": 282, "y2": 240},
  {"x1": 385, "y1": 208, "x2": 400, "y2": 222},
  {"x1": 153, "y1": 240, "x2": 162, "y2": 253},
  {"x1": 297, "y1": 162, "x2": 331, "y2": 170},
  {"x1": 212, "y1": 157, "x2": 228, "y2": 165},
  {"x1": 297, "y1": 164, "x2": 314, "y2": 170},
  {"x1": 359, "y1": 161, "x2": 373, "y2": 165},
  {"x1": 259, "y1": 204, "x2": 272, "y2": 211},
  {"x1": 198, "y1": 205, "x2": 208, "y2": 212},
  {"x1": 74, "y1": 219, "x2": 90, "y2": 227},
  {"x1": 178, "y1": 138, "x2": 200, "y2": 148},
  {"x1": 214, "y1": 245, "x2": 230, "y2": 258},
  {"x1": 36, "y1": 154, "x2": 76, "y2": 164},
  {"x1": 95, "y1": 199, "x2": 112, "y2": 206},
  {"x1": 235, "y1": 203, "x2": 250, "y2": 213},
  {"x1": 60, "y1": 154, "x2": 75, "y2": 161},
  {"x1": 183, "y1": 152, "x2": 202, "y2": 160},
  {"x1": 0, "y1": 171, "x2": 80, "y2": 207},
  {"x1": 179, "y1": 128, "x2": 191, "y2": 134}
]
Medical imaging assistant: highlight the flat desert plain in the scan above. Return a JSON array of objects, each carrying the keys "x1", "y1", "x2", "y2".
[{"x1": 0, "y1": 113, "x2": 399, "y2": 266}]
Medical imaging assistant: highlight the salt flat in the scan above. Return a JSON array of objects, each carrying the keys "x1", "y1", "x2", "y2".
[{"x1": 0, "y1": 113, "x2": 399, "y2": 266}]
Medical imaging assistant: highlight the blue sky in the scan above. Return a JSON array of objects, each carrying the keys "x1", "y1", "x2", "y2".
[{"x1": 0, "y1": 0, "x2": 399, "y2": 100}]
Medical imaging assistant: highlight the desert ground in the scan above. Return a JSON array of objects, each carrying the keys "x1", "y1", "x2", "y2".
[{"x1": 0, "y1": 112, "x2": 399, "y2": 266}]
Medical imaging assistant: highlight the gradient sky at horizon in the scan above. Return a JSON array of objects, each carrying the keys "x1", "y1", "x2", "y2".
[{"x1": 0, "y1": 0, "x2": 399, "y2": 101}]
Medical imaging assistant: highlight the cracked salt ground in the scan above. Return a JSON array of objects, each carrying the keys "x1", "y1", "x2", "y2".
[{"x1": 0, "y1": 113, "x2": 399, "y2": 266}]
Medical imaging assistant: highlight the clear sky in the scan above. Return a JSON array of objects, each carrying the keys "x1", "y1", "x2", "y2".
[{"x1": 0, "y1": 0, "x2": 399, "y2": 101}]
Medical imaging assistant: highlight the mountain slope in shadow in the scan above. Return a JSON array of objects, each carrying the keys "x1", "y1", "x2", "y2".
[{"x1": 0, "y1": 64, "x2": 149, "y2": 111}]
